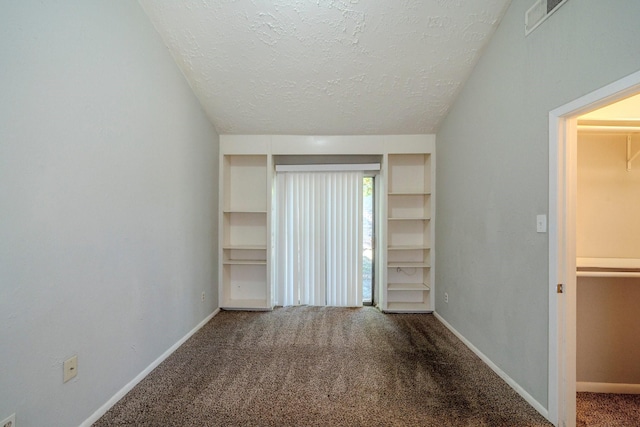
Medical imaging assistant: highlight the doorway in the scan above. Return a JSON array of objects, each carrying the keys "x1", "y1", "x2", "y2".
[
  {"x1": 272, "y1": 161, "x2": 381, "y2": 307},
  {"x1": 548, "y1": 70, "x2": 640, "y2": 427},
  {"x1": 575, "y1": 94, "x2": 640, "y2": 425}
]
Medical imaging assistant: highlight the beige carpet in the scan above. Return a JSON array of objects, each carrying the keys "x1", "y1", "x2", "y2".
[
  {"x1": 94, "y1": 306, "x2": 552, "y2": 426},
  {"x1": 577, "y1": 392, "x2": 640, "y2": 426}
]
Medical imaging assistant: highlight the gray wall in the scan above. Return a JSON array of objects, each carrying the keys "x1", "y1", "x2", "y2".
[
  {"x1": 435, "y1": 0, "x2": 640, "y2": 408},
  {"x1": 0, "y1": 1, "x2": 219, "y2": 426}
]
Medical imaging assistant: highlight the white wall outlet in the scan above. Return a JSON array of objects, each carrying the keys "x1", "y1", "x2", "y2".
[
  {"x1": 444, "y1": 292, "x2": 449, "y2": 303},
  {"x1": 1, "y1": 413, "x2": 16, "y2": 427},
  {"x1": 63, "y1": 355, "x2": 78, "y2": 383},
  {"x1": 201, "y1": 292, "x2": 205, "y2": 302},
  {"x1": 536, "y1": 214, "x2": 547, "y2": 233}
]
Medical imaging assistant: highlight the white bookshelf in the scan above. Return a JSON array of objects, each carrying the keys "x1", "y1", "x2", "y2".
[
  {"x1": 384, "y1": 153, "x2": 434, "y2": 312},
  {"x1": 219, "y1": 154, "x2": 271, "y2": 310}
]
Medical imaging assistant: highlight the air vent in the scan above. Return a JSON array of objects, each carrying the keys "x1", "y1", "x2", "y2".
[{"x1": 525, "y1": 0, "x2": 569, "y2": 35}]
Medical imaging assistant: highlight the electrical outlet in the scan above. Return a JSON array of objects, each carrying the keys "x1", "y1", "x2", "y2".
[
  {"x1": 63, "y1": 355, "x2": 77, "y2": 383},
  {"x1": 1, "y1": 413, "x2": 16, "y2": 427},
  {"x1": 201, "y1": 292, "x2": 205, "y2": 302},
  {"x1": 444, "y1": 292, "x2": 449, "y2": 303}
]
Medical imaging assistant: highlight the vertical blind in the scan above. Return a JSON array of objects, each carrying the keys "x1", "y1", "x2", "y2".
[{"x1": 274, "y1": 171, "x2": 363, "y2": 307}]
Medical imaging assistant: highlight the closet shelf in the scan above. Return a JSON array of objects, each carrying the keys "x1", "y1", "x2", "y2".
[
  {"x1": 576, "y1": 257, "x2": 640, "y2": 278},
  {"x1": 577, "y1": 271, "x2": 640, "y2": 278}
]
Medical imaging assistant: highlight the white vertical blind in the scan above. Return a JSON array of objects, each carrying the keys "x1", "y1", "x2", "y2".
[{"x1": 275, "y1": 171, "x2": 363, "y2": 307}]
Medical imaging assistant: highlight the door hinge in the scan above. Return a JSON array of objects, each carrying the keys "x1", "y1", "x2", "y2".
[{"x1": 557, "y1": 283, "x2": 564, "y2": 294}]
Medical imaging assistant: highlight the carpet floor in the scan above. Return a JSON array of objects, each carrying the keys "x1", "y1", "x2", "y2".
[
  {"x1": 94, "y1": 306, "x2": 552, "y2": 426},
  {"x1": 577, "y1": 392, "x2": 640, "y2": 426}
]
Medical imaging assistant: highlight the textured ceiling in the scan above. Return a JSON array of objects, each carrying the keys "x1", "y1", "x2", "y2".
[{"x1": 139, "y1": 0, "x2": 510, "y2": 135}]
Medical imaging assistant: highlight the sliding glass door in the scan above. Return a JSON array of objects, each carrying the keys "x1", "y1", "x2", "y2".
[
  {"x1": 363, "y1": 176, "x2": 374, "y2": 305},
  {"x1": 274, "y1": 170, "x2": 363, "y2": 307}
]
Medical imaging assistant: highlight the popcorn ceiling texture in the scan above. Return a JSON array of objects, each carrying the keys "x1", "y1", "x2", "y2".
[{"x1": 139, "y1": 0, "x2": 509, "y2": 135}]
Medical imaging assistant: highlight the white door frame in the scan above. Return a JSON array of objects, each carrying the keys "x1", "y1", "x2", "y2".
[{"x1": 548, "y1": 69, "x2": 640, "y2": 427}]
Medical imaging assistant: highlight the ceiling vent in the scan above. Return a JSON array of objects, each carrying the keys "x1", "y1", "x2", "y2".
[{"x1": 525, "y1": 0, "x2": 569, "y2": 35}]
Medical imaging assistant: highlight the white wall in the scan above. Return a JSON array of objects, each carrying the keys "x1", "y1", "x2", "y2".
[
  {"x1": 0, "y1": 1, "x2": 219, "y2": 426},
  {"x1": 576, "y1": 133, "x2": 640, "y2": 385},
  {"x1": 435, "y1": 0, "x2": 640, "y2": 410}
]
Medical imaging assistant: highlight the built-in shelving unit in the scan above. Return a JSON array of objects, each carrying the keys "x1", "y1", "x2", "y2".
[
  {"x1": 219, "y1": 154, "x2": 271, "y2": 310},
  {"x1": 218, "y1": 135, "x2": 435, "y2": 313},
  {"x1": 384, "y1": 153, "x2": 434, "y2": 312}
]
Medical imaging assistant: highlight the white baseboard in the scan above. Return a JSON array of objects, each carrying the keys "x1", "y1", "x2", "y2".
[
  {"x1": 577, "y1": 382, "x2": 640, "y2": 394},
  {"x1": 80, "y1": 309, "x2": 220, "y2": 427},
  {"x1": 434, "y1": 312, "x2": 549, "y2": 421}
]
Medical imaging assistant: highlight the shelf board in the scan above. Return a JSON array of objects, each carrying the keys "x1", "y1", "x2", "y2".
[
  {"x1": 388, "y1": 217, "x2": 431, "y2": 221},
  {"x1": 223, "y1": 260, "x2": 267, "y2": 265},
  {"x1": 388, "y1": 245, "x2": 430, "y2": 250},
  {"x1": 385, "y1": 302, "x2": 431, "y2": 313},
  {"x1": 221, "y1": 298, "x2": 271, "y2": 310},
  {"x1": 223, "y1": 210, "x2": 267, "y2": 214},
  {"x1": 577, "y1": 271, "x2": 640, "y2": 278},
  {"x1": 388, "y1": 192, "x2": 431, "y2": 196},
  {"x1": 577, "y1": 257, "x2": 640, "y2": 269},
  {"x1": 576, "y1": 257, "x2": 640, "y2": 277},
  {"x1": 223, "y1": 245, "x2": 267, "y2": 250},
  {"x1": 388, "y1": 262, "x2": 431, "y2": 268},
  {"x1": 388, "y1": 283, "x2": 430, "y2": 291}
]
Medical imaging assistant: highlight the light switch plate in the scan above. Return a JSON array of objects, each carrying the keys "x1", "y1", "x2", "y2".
[{"x1": 536, "y1": 214, "x2": 547, "y2": 233}]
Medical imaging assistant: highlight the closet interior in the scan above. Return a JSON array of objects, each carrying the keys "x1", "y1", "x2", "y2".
[{"x1": 575, "y1": 94, "x2": 640, "y2": 404}]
